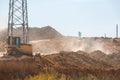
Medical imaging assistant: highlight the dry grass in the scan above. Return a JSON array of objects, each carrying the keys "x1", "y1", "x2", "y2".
[
  {"x1": 0, "y1": 57, "x2": 39, "y2": 80},
  {"x1": 25, "y1": 70, "x2": 66, "y2": 80},
  {"x1": 25, "y1": 69, "x2": 120, "y2": 80}
]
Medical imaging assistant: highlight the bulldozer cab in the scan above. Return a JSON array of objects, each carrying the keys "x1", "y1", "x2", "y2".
[{"x1": 7, "y1": 36, "x2": 21, "y2": 47}]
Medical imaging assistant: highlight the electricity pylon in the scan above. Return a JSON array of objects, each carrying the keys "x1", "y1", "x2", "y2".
[{"x1": 8, "y1": 0, "x2": 29, "y2": 44}]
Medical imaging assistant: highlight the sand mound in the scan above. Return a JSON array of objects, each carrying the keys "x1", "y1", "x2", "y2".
[
  {"x1": 90, "y1": 50, "x2": 106, "y2": 59},
  {"x1": 43, "y1": 51, "x2": 112, "y2": 69},
  {"x1": 29, "y1": 26, "x2": 62, "y2": 40},
  {"x1": 0, "y1": 26, "x2": 62, "y2": 41}
]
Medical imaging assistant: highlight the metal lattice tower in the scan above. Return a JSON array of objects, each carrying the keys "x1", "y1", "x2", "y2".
[
  {"x1": 8, "y1": 0, "x2": 29, "y2": 44},
  {"x1": 116, "y1": 24, "x2": 118, "y2": 38}
]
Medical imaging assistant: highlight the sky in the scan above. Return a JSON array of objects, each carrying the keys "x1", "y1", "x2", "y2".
[{"x1": 0, "y1": 0, "x2": 120, "y2": 37}]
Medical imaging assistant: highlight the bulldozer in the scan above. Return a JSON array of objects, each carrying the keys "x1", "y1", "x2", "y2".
[
  {"x1": 6, "y1": 36, "x2": 32, "y2": 56},
  {"x1": 5, "y1": 0, "x2": 32, "y2": 56}
]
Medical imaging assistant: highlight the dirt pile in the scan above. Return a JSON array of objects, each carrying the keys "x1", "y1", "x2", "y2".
[
  {"x1": 37, "y1": 51, "x2": 120, "y2": 71},
  {"x1": 29, "y1": 26, "x2": 62, "y2": 40},
  {"x1": 88, "y1": 50, "x2": 120, "y2": 68},
  {"x1": 89, "y1": 50, "x2": 107, "y2": 61},
  {"x1": 0, "y1": 26, "x2": 62, "y2": 41},
  {"x1": 43, "y1": 51, "x2": 112, "y2": 69},
  {"x1": 0, "y1": 51, "x2": 120, "y2": 80}
]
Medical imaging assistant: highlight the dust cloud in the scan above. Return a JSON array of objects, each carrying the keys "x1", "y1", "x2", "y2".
[{"x1": 31, "y1": 37, "x2": 117, "y2": 55}]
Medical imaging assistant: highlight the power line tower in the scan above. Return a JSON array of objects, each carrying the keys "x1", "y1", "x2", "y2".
[
  {"x1": 116, "y1": 24, "x2": 118, "y2": 38},
  {"x1": 8, "y1": 0, "x2": 29, "y2": 44},
  {"x1": 78, "y1": 32, "x2": 82, "y2": 38}
]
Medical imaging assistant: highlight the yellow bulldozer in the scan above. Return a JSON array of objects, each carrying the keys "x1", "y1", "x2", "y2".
[{"x1": 6, "y1": 36, "x2": 32, "y2": 56}]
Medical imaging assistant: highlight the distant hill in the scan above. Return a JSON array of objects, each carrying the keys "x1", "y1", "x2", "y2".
[
  {"x1": 29, "y1": 26, "x2": 62, "y2": 40},
  {"x1": 0, "y1": 26, "x2": 63, "y2": 41}
]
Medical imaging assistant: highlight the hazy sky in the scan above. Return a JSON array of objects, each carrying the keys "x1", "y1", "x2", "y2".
[{"x1": 0, "y1": 0, "x2": 120, "y2": 37}]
